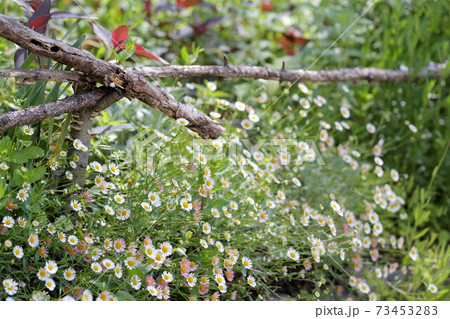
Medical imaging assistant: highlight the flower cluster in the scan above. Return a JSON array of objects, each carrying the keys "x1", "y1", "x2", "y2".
[{"x1": 0, "y1": 78, "x2": 443, "y2": 301}]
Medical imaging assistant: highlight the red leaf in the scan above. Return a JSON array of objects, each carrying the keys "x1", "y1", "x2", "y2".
[
  {"x1": 133, "y1": 44, "x2": 169, "y2": 65},
  {"x1": 111, "y1": 25, "x2": 129, "y2": 48},
  {"x1": 177, "y1": 0, "x2": 202, "y2": 8},
  {"x1": 284, "y1": 27, "x2": 310, "y2": 45},
  {"x1": 143, "y1": 0, "x2": 152, "y2": 18},
  {"x1": 28, "y1": 15, "x2": 50, "y2": 32},
  {"x1": 27, "y1": 0, "x2": 50, "y2": 34},
  {"x1": 276, "y1": 35, "x2": 295, "y2": 56},
  {"x1": 28, "y1": 0, "x2": 43, "y2": 10},
  {"x1": 261, "y1": 1, "x2": 274, "y2": 11},
  {"x1": 192, "y1": 16, "x2": 223, "y2": 35}
]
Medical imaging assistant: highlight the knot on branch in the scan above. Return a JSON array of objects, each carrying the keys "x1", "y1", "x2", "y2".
[
  {"x1": 220, "y1": 54, "x2": 233, "y2": 82},
  {"x1": 279, "y1": 61, "x2": 286, "y2": 83},
  {"x1": 223, "y1": 54, "x2": 230, "y2": 67}
]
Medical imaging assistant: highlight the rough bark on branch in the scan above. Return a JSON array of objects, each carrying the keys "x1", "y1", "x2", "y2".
[
  {"x1": 133, "y1": 63, "x2": 446, "y2": 82},
  {"x1": 68, "y1": 82, "x2": 122, "y2": 188},
  {"x1": 0, "y1": 87, "x2": 117, "y2": 133},
  {"x1": 0, "y1": 63, "x2": 445, "y2": 84},
  {"x1": 0, "y1": 68, "x2": 88, "y2": 83},
  {"x1": 0, "y1": 14, "x2": 224, "y2": 139}
]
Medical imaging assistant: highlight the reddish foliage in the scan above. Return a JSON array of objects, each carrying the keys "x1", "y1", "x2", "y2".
[
  {"x1": 284, "y1": 27, "x2": 310, "y2": 45},
  {"x1": 28, "y1": 0, "x2": 42, "y2": 10},
  {"x1": 28, "y1": 14, "x2": 50, "y2": 32},
  {"x1": 276, "y1": 34, "x2": 295, "y2": 55},
  {"x1": 177, "y1": 0, "x2": 202, "y2": 8},
  {"x1": 177, "y1": 0, "x2": 202, "y2": 7},
  {"x1": 133, "y1": 44, "x2": 168, "y2": 64},
  {"x1": 192, "y1": 16, "x2": 223, "y2": 35},
  {"x1": 261, "y1": 1, "x2": 274, "y2": 11},
  {"x1": 111, "y1": 25, "x2": 129, "y2": 48},
  {"x1": 144, "y1": 0, "x2": 152, "y2": 18},
  {"x1": 277, "y1": 27, "x2": 310, "y2": 55},
  {"x1": 112, "y1": 26, "x2": 169, "y2": 64}
]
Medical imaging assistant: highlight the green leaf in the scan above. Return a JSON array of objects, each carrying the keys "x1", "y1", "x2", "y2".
[
  {"x1": 0, "y1": 136, "x2": 12, "y2": 156},
  {"x1": 129, "y1": 267, "x2": 145, "y2": 281},
  {"x1": 413, "y1": 227, "x2": 429, "y2": 240},
  {"x1": 416, "y1": 210, "x2": 431, "y2": 227},
  {"x1": 89, "y1": 280, "x2": 106, "y2": 291},
  {"x1": 21, "y1": 52, "x2": 36, "y2": 69},
  {"x1": 25, "y1": 166, "x2": 46, "y2": 183},
  {"x1": 180, "y1": 46, "x2": 190, "y2": 65},
  {"x1": 114, "y1": 290, "x2": 136, "y2": 301},
  {"x1": 54, "y1": 215, "x2": 74, "y2": 232},
  {"x1": 12, "y1": 168, "x2": 24, "y2": 187},
  {"x1": 0, "y1": 182, "x2": 5, "y2": 200},
  {"x1": 72, "y1": 35, "x2": 86, "y2": 49},
  {"x1": 10, "y1": 146, "x2": 45, "y2": 163}
]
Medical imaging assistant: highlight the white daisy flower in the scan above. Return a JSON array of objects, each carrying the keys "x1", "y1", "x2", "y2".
[
  {"x1": 89, "y1": 161, "x2": 103, "y2": 173},
  {"x1": 109, "y1": 163, "x2": 120, "y2": 175},
  {"x1": 177, "y1": 118, "x2": 189, "y2": 126},
  {"x1": 235, "y1": 101, "x2": 246, "y2": 111},
  {"x1": 22, "y1": 125, "x2": 35, "y2": 135}
]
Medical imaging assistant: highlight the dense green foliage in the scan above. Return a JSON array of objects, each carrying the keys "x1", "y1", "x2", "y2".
[{"x1": 0, "y1": 0, "x2": 448, "y2": 301}]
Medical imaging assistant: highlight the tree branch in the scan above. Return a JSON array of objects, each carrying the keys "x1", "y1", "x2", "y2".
[
  {"x1": 0, "y1": 14, "x2": 224, "y2": 139},
  {"x1": 0, "y1": 68, "x2": 88, "y2": 83},
  {"x1": 0, "y1": 63, "x2": 445, "y2": 84},
  {"x1": 0, "y1": 87, "x2": 117, "y2": 133},
  {"x1": 68, "y1": 83, "x2": 122, "y2": 188},
  {"x1": 0, "y1": 14, "x2": 446, "y2": 139},
  {"x1": 132, "y1": 63, "x2": 446, "y2": 83}
]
